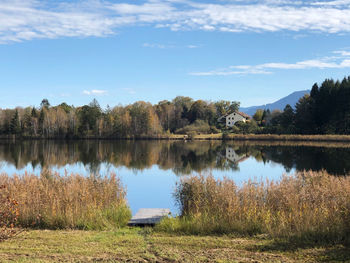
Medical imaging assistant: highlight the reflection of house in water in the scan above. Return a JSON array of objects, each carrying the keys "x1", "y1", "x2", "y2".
[{"x1": 225, "y1": 147, "x2": 249, "y2": 164}]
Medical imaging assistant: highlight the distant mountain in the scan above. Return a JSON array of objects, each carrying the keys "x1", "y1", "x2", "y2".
[{"x1": 240, "y1": 90, "x2": 310, "y2": 116}]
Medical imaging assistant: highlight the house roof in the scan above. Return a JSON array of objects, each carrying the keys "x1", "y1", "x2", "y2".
[
  {"x1": 236, "y1": 111, "x2": 250, "y2": 119},
  {"x1": 218, "y1": 111, "x2": 250, "y2": 121}
]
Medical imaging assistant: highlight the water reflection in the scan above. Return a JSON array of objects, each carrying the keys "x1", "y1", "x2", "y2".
[{"x1": 0, "y1": 140, "x2": 350, "y2": 175}]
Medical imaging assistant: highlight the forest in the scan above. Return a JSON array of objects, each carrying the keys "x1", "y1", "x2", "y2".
[
  {"x1": 1, "y1": 76, "x2": 350, "y2": 138},
  {"x1": 0, "y1": 96, "x2": 239, "y2": 138},
  {"x1": 256, "y1": 76, "x2": 350, "y2": 134}
]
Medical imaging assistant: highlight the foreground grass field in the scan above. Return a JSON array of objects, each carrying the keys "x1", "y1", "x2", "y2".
[{"x1": 0, "y1": 229, "x2": 350, "y2": 262}]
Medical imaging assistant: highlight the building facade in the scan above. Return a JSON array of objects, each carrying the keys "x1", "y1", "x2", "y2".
[{"x1": 225, "y1": 112, "x2": 249, "y2": 127}]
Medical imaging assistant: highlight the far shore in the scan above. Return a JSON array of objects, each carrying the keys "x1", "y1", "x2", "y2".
[{"x1": 2, "y1": 133, "x2": 350, "y2": 143}]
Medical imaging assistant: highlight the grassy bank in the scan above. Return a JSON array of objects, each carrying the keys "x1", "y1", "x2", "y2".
[
  {"x1": 190, "y1": 133, "x2": 350, "y2": 142},
  {"x1": 0, "y1": 229, "x2": 349, "y2": 262},
  {"x1": 0, "y1": 134, "x2": 189, "y2": 140},
  {"x1": 157, "y1": 171, "x2": 350, "y2": 246},
  {"x1": 224, "y1": 140, "x2": 350, "y2": 148},
  {"x1": 0, "y1": 171, "x2": 131, "y2": 230},
  {"x1": 222, "y1": 134, "x2": 350, "y2": 142}
]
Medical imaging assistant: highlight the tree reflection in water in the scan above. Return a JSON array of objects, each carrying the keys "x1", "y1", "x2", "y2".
[{"x1": 0, "y1": 140, "x2": 349, "y2": 176}]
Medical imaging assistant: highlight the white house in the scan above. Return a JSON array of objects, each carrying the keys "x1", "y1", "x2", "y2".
[{"x1": 219, "y1": 111, "x2": 250, "y2": 128}]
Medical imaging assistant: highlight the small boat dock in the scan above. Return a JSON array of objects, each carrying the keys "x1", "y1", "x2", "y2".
[{"x1": 128, "y1": 208, "x2": 171, "y2": 226}]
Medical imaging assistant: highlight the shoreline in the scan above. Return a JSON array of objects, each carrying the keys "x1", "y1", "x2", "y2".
[{"x1": 2, "y1": 133, "x2": 350, "y2": 142}]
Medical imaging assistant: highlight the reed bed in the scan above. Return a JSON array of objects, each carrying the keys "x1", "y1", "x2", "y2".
[
  {"x1": 0, "y1": 171, "x2": 131, "y2": 230},
  {"x1": 157, "y1": 171, "x2": 350, "y2": 245},
  {"x1": 0, "y1": 185, "x2": 19, "y2": 241}
]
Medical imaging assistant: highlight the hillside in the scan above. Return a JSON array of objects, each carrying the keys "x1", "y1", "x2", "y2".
[{"x1": 240, "y1": 90, "x2": 310, "y2": 116}]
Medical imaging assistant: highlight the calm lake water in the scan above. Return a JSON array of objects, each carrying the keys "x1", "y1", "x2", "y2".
[{"x1": 1, "y1": 140, "x2": 350, "y2": 215}]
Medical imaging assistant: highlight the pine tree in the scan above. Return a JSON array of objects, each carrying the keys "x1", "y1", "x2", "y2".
[
  {"x1": 31, "y1": 107, "x2": 37, "y2": 117},
  {"x1": 10, "y1": 110, "x2": 21, "y2": 135}
]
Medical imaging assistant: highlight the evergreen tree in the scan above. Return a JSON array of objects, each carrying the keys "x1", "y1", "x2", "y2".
[
  {"x1": 31, "y1": 107, "x2": 37, "y2": 117},
  {"x1": 10, "y1": 110, "x2": 21, "y2": 135},
  {"x1": 40, "y1": 99, "x2": 50, "y2": 109}
]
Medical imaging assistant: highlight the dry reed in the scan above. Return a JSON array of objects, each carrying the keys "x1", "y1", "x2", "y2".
[
  {"x1": 158, "y1": 171, "x2": 350, "y2": 245},
  {"x1": 0, "y1": 171, "x2": 131, "y2": 230},
  {"x1": 0, "y1": 185, "x2": 19, "y2": 241}
]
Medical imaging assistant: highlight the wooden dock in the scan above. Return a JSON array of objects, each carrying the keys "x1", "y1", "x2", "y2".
[{"x1": 128, "y1": 208, "x2": 171, "y2": 226}]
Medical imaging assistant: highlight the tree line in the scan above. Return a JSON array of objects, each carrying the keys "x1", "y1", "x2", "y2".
[
  {"x1": 253, "y1": 76, "x2": 350, "y2": 134},
  {"x1": 1, "y1": 76, "x2": 350, "y2": 138},
  {"x1": 0, "y1": 97, "x2": 239, "y2": 138}
]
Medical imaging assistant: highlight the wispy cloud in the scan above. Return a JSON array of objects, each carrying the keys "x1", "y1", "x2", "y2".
[
  {"x1": 2, "y1": 0, "x2": 350, "y2": 43},
  {"x1": 83, "y1": 89, "x2": 108, "y2": 95},
  {"x1": 190, "y1": 50, "x2": 350, "y2": 76},
  {"x1": 123, "y1": 88, "x2": 136, "y2": 95},
  {"x1": 59, "y1": 93, "x2": 71, "y2": 97},
  {"x1": 143, "y1": 43, "x2": 175, "y2": 49},
  {"x1": 187, "y1": 45, "x2": 200, "y2": 49},
  {"x1": 312, "y1": 0, "x2": 350, "y2": 6},
  {"x1": 142, "y1": 42, "x2": 200, "y2": 49}
]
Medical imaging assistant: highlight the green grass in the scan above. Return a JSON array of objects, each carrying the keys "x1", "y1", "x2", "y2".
[
  {"x1": 155, "y1": 216, "x2": 263, "y2": 236},
  {"x1": 0, "y1": 229, "x2": 349, "y2": 262},
  {"x1": 75, "y1": 205, "x2": 132, "y2": 230},
  {"x1": 222, "y1": 133, "x2": 350, "y2": 142}
]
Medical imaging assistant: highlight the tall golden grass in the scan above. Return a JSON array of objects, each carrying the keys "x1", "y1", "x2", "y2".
[
  {"x1": 158, "y1": 171, "x2": 350, "y2": 245},
  {"x1": 0, "y1": 171, "x2": 131, "y2": 230},
  {"x1": 0, "y1": 185, "x2": 19, "y2": 241}
]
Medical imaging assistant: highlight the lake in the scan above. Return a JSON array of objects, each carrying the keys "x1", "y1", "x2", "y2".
[{"x1": 1, "y1": 140, "x2": 350, "y2": 215}]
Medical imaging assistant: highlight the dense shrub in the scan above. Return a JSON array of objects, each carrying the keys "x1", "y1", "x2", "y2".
[
  {"x1": 175, "y1": 120, "x2": 219, "y2": 135},
  {"x1": 234, "y1": 120, "x2": 260, "y2": 134}
]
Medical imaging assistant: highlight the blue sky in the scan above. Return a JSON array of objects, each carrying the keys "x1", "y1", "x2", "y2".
[{"x1": 1, "y1": 0, "x2": 350, "y2": 109}]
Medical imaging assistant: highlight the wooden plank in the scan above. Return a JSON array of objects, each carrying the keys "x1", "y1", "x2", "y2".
[{"x1": 128, "y1": 208, "x2": 171, "y2": 226}]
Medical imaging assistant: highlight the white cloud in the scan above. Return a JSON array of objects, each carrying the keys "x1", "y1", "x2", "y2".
[
  {"x1": 123, "y1": 88, "x2": 136, "y2": 94},
  {"x1": 312, "y1": 0, "x2": 350, "y2": 6},
  {"x1": 59, "y1": 93, "x2": 71, "y2": 97},
  {"x1": 191, "y1": 68, "x2": 272, "y2": 76},
  {"x1": 187, "y1": 45, "x2": 200, "y2": 49},
  {"x1": 190, "y1": 50, "x2": 350, "y2": 76},
  {"x1": 2, "y1": 0, "x2": 350, "y2": 43},
  {"x1": 143, "y1": 42, "x2": 200, "y2": 49},
  {"x1": 143, "y1": 43, "x2": 174, "y2": 49},
  {"x1": 83, "y1": 89, "x2": 108, "y2": 95},
  {"x1": 333, "y1": 50, "x2": 350, "y2": 56}
]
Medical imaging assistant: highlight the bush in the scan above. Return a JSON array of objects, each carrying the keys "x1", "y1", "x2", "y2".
[
  {"x1": 0, "y1": 171, "x2": 131, "y2": 230},
  {"x1": 235, "y1": 120, "x2": 260, "y2": 134},
  {"x1": 175, "y1": 120, "x2": 212, "y2": 135},
  {"x1": 0, "y1": 185, "x2": 19, "y2": 241},
  {"x1": 229, "y1": 125, "x2": 241, "y2": 134}
]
